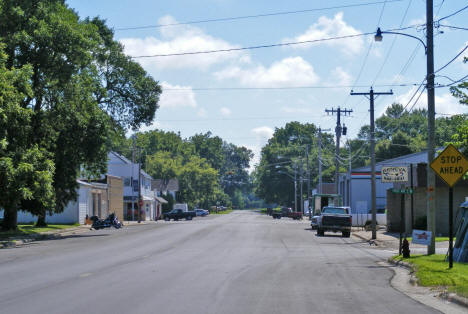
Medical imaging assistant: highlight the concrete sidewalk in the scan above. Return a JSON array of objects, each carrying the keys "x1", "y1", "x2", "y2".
[{"x1": 352, "y1": 228, "x2": 449, "y2": 253}]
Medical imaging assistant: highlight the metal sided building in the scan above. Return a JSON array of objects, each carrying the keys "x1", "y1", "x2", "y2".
[{"x1": 338, "y1": 150, "x2": 432, "y2": 217}]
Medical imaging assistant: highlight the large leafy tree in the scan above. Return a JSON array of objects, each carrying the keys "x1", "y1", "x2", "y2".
[
  {"x1": 0, "y1": 48, "x2": 55, "y2": 230},
  {"x1": 145, "y1": 153, "x2": 227, "y2": 209},
  {"x1": 357, "y1": 103, "x2": 466, "y2": 163},
  {"x1": 189, "y1": 132, "x2": 225, "y2": 170},
  {"x1": 220, "y1": 142, "x2": 253, "y2": 198},
  {"x1": 254, "y1": 122, "x2": 335, "y2": 206},
  {"x1": 0, "y1": 1, "x2": 161, "y2": 227},
  {"x1": 450, "y1": 60, "x2": 468, "y2": 154}
]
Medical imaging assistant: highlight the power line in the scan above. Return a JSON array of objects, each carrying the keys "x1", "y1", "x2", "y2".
[
  {"x1": 130, "y1": 25, "x2": 420, "y2": 58},
  {"x1": 437, "y1": 4, "x2": 468, "y2": 22},
  {"x1": 439, "y1": 25, "x2": 468, "y2": 31},
  {"x1": 115, "y1": 0, "x2": 405, "y2": 31},
  {"x1": 340, "y1": 0, "x2": 390, "y2": 117},
  {"x1": 435, "y1": 43, "x2": 468, "y2": 73},
  {"x1": 131, "y1": 32, "x2": 374, "y2": 58},
  {"x1": 372, "y1": 0, "x2": 413, "y2": 85},
  {"x1": 162, "y1": 82, "x2": 422, "y2": 91}
]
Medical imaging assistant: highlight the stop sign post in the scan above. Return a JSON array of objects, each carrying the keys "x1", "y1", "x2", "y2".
[{"x1": 430, "y1": 144, "x2": 468, "y2": 268}]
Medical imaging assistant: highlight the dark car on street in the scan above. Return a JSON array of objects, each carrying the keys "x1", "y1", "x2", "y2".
[
  {"x1": 272, "y1": 207, "x2": 303, "y2": 220},
  {"x1": 163, "y1": 209, "x2": 196, "y2": 221}
]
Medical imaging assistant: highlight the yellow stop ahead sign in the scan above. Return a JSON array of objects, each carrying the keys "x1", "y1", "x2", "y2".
[{"x1": 430, "y1": 144, "x2": 468, "y2": 187}]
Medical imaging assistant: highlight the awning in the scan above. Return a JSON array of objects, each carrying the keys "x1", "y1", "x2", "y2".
[
  {"x1": 155, "y1": 196, "x2": 168, "y2": 204},
  {"x1": 143, "y1": 195, "x2": 154, "y2": 201}
]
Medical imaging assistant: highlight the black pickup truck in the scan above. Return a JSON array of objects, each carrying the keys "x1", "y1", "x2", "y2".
[
  {"x1": 316, "y1": 206, "x2": 352, "y2": 237},
  {"x1": 163, "y1": 209, "x2": 196, "y2": 221}
]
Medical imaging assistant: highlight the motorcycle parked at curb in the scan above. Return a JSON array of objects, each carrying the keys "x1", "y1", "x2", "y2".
[{"x1": 90, "y1": 213, "x2": 122, "y2": 230}]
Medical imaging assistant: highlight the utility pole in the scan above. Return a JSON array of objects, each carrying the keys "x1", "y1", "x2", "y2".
[
  {"x1": 138, "y1": 148, "x2": 142, "y2": 223},
  {"x1": 348, "y1": 140, "x2": 352, "y2": 207},
  {"x1": 300, "y1": 162, "x2": 304, "y2": 214},
  {"x1": 294, "y1": 162, "x2": 297, "y2": 212},
  {"x1": 131, "y1": 136, "x2": 136, "y2": 221},
  {"x1": 426, "y1": 0, "x2": 436, "y2": 255},
  {"x1": 318, "y1": 128, "x2": 323, "y2": 194},
  {"x1": 306, "y1": 145, "x2": 311, "y2": 219},
  {"x1": 351, "y1": 88, "x2": 392, "y2": 240},
  {"x1": 325, "y1": 107, "x2": 352, "y2": 197}
]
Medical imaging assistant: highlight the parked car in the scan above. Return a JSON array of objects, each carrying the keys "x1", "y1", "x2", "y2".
[
  {"x1": 195, "y1": 209, "x2": 208, "y2": 216},
  {"x1": 316, "y1": 206, "x2": 352, "y2": 237},
  {"x1": 272, "y1": 207, "x2": 303, "y2": 220},
  {"x1": 163, "y1": 209, "x2": 196, "y2": 221},
  {"x1": 310, "y1": 213, "x2": 320, "y2": 230}
]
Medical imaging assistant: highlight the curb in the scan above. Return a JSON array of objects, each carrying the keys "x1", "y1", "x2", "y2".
[
  {"x1": 0, "y1": 226, "x2": 90, "y2": 249},
  {"x1": 1, "y1": 221, "x2": 155, "y2": 248},
  {"x1": 388, "y1": 258, "x2": 468, "y2": 309},
  {"x1": 352, "y1": 232, "x2": 381, "y2": 246}
]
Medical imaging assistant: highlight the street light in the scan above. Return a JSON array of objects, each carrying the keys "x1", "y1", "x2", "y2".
[
  {"x1": 374, "y1": 5, "x2": 436, "y2": 255},
  {"x1": 374, "y1": 28, "x2": 427, "y2": 53}
]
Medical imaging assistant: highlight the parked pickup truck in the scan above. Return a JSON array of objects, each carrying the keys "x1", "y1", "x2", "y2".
[
  {"x1": 272, "y1": 207, "x2": 303, "y2": 220},
  {"x1": 163, "y1": 209, "x2": 196, "y2": 221},
  {"x1": 316, "y1": 206, "x2": 352, "y2": 237}
]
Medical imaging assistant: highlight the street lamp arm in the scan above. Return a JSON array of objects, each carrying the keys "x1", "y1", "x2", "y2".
[{"x1": 375, "y1": 27, "x2": 427, "y2": 53}]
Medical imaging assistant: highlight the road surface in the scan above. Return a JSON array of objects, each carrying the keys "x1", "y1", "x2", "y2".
[{"x1": 0, "y1": 211, "x2": 439, "y2": 314}]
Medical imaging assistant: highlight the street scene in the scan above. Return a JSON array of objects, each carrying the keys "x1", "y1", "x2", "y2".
[
  {"x1": 0, "y1": 211, "x2": 460, "y2": 314},
  {"x1": 1, "y1": 0, "x2": 468, "y2": 313}
]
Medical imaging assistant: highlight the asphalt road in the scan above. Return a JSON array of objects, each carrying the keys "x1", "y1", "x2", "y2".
[{"x1": 0, "y1": 211, "x2": 439, "y2": 314}]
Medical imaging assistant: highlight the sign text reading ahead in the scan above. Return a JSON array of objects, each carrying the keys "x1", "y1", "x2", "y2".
[{"x1": 430, "y1": 144, "x2": 468, "y2": 187}]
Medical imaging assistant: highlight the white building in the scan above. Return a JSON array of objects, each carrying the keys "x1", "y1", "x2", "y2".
[
  {"x1": 7, "y1": 180, "x2": 108, "y2": 225},
  {"x1": 107, "y1": 151, "x2": 155, "y2": 221}
]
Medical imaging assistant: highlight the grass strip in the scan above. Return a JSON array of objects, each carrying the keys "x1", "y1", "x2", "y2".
[
  {"x1": 405, "y1": 237, "x2": 454, "y2": 243},
  {"x1": 0, "y1": 223, "x2": 79, "y2": 239},
  {"x1": 393, "y1": 254, "x2": 468, "y2": 298}
]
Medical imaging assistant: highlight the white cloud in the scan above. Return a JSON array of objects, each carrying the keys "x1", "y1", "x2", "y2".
[
  {"x1": 252, "y1": 126, "x2": 274, "y2": 139},
  {"x1": 329, "y1": 66, "x2": 352, "y2": 86},
  {"x1": 215, "y1": 57, "x2": 320, "y2": 87},
  {"x1": 159, "y1": 82, "x2": 197, "y2": 108},
  {"x1": 120, "y1": 15, "x2": 247, "y2": 70},
  {"x1": 281, "y1": 106, "x2": 315, "y2": 114},
  {"x1": 390, "y1": 87, "x2": 466, "y2": 116},
  {"x1": 220, "y1": 107, "x2": 232, "y2": 116},
  {"x1": 283, "y1": 12, "x2": 363, "y2": 55}
]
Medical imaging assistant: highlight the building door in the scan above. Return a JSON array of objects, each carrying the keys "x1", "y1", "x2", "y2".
[
  {"x1": 98, "y1": 193, "x2": 102, "y2": 217},
  {"x1": 92, "y1": 193, "x2": 97, "y2": 216}
]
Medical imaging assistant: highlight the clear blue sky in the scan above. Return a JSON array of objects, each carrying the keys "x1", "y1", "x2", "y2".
[{"x1": 67, "y1": 0, "x2": 468, "y2": 165}]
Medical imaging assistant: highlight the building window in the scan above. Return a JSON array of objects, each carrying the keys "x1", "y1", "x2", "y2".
[{"x1": 124, "y1": 177, "x2": 131, "y2": 186}]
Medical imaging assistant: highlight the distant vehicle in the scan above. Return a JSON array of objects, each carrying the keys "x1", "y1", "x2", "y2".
[
  {"x1": 195, "y1": 209, "x2": 208, "y2": 216},
  {"x1": 310, "y1": 214, "x2": 320, "y2": 230},
  {"x1": 174, "y1": 203, "x2": 189, "y2": 212},
  {"x1": 316, "y1": 206, "x2": 352, "y2": 237},
  {"x1": 163, "y1": 209, "x2": 196, "y2": 221},
  {"x1": 272, "y1": 207, "x2": 302, "y2": 220}
]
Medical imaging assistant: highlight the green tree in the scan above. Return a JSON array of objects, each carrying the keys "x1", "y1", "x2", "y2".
[
  {"x1": 0, "y1": 1, "x2": 161, "y2": 226},
  {"x1": 0, "y1": 48, "x2": 55, "y2": 230},
  {"x1": 254, "y1": 122, "x2": 335, "y2": 206},
  {"x1": 190, "y1": 132, "x2": 224, "y2": 170}
]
